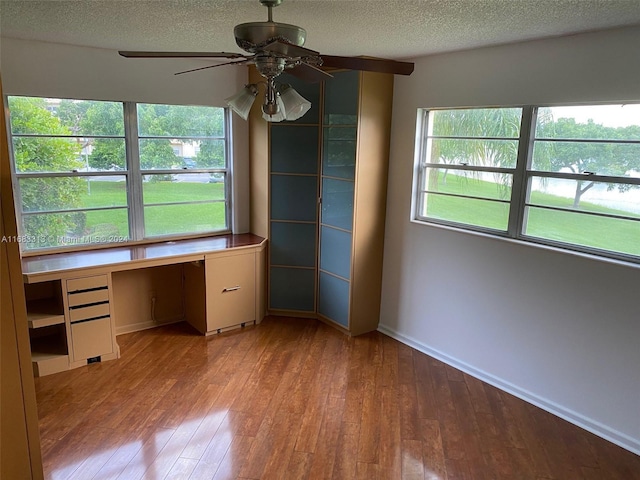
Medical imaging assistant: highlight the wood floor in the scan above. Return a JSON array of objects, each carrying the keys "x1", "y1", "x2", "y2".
[{"x1": 35, "y1": 316, "x2": 640, "y2": 480}]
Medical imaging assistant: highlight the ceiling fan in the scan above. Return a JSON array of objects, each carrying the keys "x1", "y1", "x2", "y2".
[{"x1": 119, "y1": 0, "x2": 414, "y2": 121}]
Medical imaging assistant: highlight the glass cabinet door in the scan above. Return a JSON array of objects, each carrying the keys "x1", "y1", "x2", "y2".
[
  {"x1": 268, "y1": 91, "x2": 320, "y2": 312},
  {"x1": 317, "y1": 71, "x2": 359, "y2": 327}
]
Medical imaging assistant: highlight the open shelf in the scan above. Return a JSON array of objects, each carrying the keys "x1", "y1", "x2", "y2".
[
  {"x1": 30, "y1": 332, "x2": 69, "y2": 377},
  {"x1": 26, "y1": 298, "x2": 65, "y2": 329},
  {"x1": 25, "y1": 280, "x2": 69, "y2": 376}
]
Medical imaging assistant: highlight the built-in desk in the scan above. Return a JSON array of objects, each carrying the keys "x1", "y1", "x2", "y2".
[{"x1": 21, "y1": 234, "x2": 267, "y2": 376}]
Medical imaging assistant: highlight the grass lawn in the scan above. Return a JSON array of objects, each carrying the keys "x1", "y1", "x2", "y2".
[
  {"x1": 425, "y1": 173, "x2": 640, "y2": 256},
  {"x1": 79, "y1": 180, "x2": 226, "y2": 237},
  {"x1": 78, "y1": 176, "x2": 638, "y2": 257}
]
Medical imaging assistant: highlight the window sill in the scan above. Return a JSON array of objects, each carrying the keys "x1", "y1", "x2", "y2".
[
  {"x1": 410, "y1": 217, "x2": 640, "y2": 271},
  {"x1": 20, "y1": 230, "x2": 232, "y2": 259}
]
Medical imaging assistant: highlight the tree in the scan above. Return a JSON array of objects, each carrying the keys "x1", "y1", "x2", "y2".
[
  {"x1": 8, "y1": 97, "x2": 84, "y2": 244},
  {"x1": 535, "y1": 110, "x2": 640, "y2": 207},
  {"x1": 74, "y1": 100, "x2": 126, "y2": 170},
  {"x1": 196, "y1": 140, "x2": 225, "y2": 168},
  {"x1": 137, "y1": 103, "x2": 225, "y2": 173},
  {"x1": 137, "y1": 104, "x2": 179, "y2": 174},
  {"x1": 427, "y1": 108, "x2": 522, "y2": 198},
  {"x1": 8, "y1": 98, "x2": 226, "y2": 246}
]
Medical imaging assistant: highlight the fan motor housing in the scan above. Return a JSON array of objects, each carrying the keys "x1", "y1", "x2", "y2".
[{"x1": 234, "y1": 22, "x2": 306, "y2": 53}]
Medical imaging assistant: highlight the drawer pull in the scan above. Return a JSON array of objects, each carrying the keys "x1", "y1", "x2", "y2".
[{"x1": 222, "y1": 286, "x2": 241, "y2": 293}]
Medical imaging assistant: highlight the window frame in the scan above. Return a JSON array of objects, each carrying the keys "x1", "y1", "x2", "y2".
[
  {"x1": 6, "y1": 96, "x2": 232, "y2": 253},
  {"x1": 412, "y1": 104, "x2": 640, "y2": 265}
]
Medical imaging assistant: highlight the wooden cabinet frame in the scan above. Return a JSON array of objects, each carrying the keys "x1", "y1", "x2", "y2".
[{"x1": 249, "y1": 67, "x2": 393, "y2": 335}]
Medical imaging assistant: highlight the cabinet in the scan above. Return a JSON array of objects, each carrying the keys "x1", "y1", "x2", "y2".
[
  {"x1": 206, "y1": 252, "x2": 256, "y2": 332},
  {"x1": 268, "y1": 73, "x2": 321, "y2": 314},
  {"x1": 319, "y1": 70, "x2": 393, "y2": 334},
  {"x1": 184, "y1": 248, "x2": 265, "y2": 335},
  {"x1": 250, "y1": 69, "x2": 393, "y2": 335},
  {"x1": 24, "y1": 273, "x2": 119, "y2": 376},
  {"x1": 23, "y1": 236, "x2": 266, "y2": 363},
  {"x1": 65, "y1": 274, "x2": 117, "y2": 365}
]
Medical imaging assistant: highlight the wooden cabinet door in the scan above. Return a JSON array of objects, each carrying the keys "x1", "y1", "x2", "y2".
[
  {"x1": 70, "y1": 318, "x2": 113, "y2": 361},
  {"x1": 205, "y1": 253, "x2": 256, "y2": 332}
]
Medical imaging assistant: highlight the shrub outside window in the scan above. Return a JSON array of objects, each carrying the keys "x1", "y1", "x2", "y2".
[
  {"x1": 7, "y1": 96, "x2": 230, "y2": 251},
  {"x1": 414, "y1": 104, "x2": 640, "y2": 263}
]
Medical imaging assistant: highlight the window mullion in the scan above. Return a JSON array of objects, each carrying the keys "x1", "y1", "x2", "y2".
[
  {"x1": 508, "y1": 105, "x2": 536, "y2": 238},
  {"x1": 526, "y1": 170, "x2": 640, "y2": 186},
  {"x1": 225, "y1": 108, "x2": 233, "y2": 233},
  {"x1": 124, "y1": 102, "x2": 144, "y2": 241}
]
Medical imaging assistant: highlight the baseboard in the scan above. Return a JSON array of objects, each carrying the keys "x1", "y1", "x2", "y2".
[
  {"x1": 377, "y1": 323, "x2": 640, "y2": 456},
  {"x1": 116, "y1": 316, "x2": 184, "y2": 336}
]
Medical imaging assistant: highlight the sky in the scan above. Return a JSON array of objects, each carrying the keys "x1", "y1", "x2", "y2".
[{"x1": 549, "y1": 104, "x2": 640, "y2": 128}]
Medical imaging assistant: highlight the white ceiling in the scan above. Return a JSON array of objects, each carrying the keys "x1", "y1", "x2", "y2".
[{"x1": 2, "y1": 0, "x2": 640, "y2": 60}]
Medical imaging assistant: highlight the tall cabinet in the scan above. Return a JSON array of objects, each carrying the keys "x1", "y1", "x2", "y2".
[
  {"x1": 250, "y1": 68, "x2": 393, "y2": 335},
  {"x1": 267, "y1": 73, "x2": 321, "y2": 314}
]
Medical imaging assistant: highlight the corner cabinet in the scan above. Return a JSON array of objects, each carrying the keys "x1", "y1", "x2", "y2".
[{"x1": 250, "y1": 68, "x2": 393, "y2": 335}]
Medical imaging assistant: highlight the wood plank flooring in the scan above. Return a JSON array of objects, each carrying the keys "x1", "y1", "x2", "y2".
[{"x1": 35, "y1": 316, "x2": 640, "y2": 480}]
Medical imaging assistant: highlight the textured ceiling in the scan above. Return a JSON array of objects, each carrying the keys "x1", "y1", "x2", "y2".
[{"x1": 1, "y1": 0, "x2": 640, "y2": 59}]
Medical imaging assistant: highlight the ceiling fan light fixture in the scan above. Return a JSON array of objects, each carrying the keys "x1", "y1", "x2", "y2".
[
  {"x1": 120, "y1": 0, "x2": 416, "y2": 119},
  {"x1": 262, "y1": 94, "x2": 287, "y2": 122},
  {"x1": 280, "y1": 84, "x2": 311, "y2": 121},
  {"x1": 225, "y1": 84, "x2": 259, "y2": 120}
]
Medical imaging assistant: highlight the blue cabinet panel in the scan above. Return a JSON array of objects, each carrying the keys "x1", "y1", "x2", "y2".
[
  {"x1": 271, "y1": 126, "x2": 319, "y2": 174},
  {"x1": 318, "y1": 272, "x2": 350, "y2": 327},
  {"x1": 321, "y1": 178, "x2": 354, "y2": 231},
  {"x1": 270, "y1": 267, "x2": 316, "y2": 312},
  {"x1": 319, "y1": 226, "x2": 352, "y2": 280},
  {"x1": 271, "y1": 174, "x2": 318, "y2": 221},
  {"x1": 322, "y1": 127, "x2": 356, "y2": 179},
  {"x1": 324, "y1": 70, "x2": 359, "y2": 125},
  {"x1": 270, "y1": 222, "x2": 316, "y2": 267}
]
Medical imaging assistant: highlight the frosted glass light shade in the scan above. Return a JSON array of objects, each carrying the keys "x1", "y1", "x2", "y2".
[
  {"x1": 225, "y1": 85, "x2": 258, "y2": 120},
  {"x1": 280, "y1": 85, "x2": 311, "y2": 121},
  {"x1": 262, "y1": 95, "x2": 287, "y2": 122}
]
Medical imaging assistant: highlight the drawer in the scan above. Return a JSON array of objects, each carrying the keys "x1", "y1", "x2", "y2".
[
  {"x1": 205, "y1": 252, "x2": 256, "y2": 331},
  {"x1": 67, "y1": 275, "x2": 108, "y2": 293},
  {"x1": 69, "y1": 303, "x2": 110, "y2": 323},
  {"x1": 68, "y1": 288, "x2": 109, "y2": 307},
  {"x1": 70, "y1": 317, "x2": 113, "y2": 361}
]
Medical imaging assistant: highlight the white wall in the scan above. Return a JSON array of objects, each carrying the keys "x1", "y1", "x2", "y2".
[
  {"x1": 381, "y1": 26, "x2": 640, "y2": 454},
  {"x1": 0, "y1": 37, "x2": 250, "y2": 232}
]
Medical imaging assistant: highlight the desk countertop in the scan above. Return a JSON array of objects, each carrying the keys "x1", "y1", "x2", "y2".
[{"x1": 22, "y1": 233, "x2": 266, "y2": 282}]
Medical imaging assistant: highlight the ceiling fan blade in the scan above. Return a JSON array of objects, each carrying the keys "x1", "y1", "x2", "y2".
[
  {"x1": 320, "y1": 55, "x2": 414, "y2": 76},
  {"x1": 287, "y1": 62, "x2": 333, "y2": 83},
  {"x1": 174, "y1": 58, "x2": 252, "y2": 76},
  {"x1": 261, "y1": 39, "x2": 319, "y2": 58},
  {"x1": 119, "y1": 51, "x2": 248, "y2": 59}
]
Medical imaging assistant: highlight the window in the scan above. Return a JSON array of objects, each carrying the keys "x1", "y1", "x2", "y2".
[
  {"x1": 7, "y1": 97, "x2": 230, "y2": 251},
  {"x1": 414, "y1": 104, "x2": 640, "y2": 263},
  {"x1": 415, "y1": 107, "x2": 522, "y2": 231},
  {"x1": 136, "y1": 103, "x2": 228, "y2": 237}
]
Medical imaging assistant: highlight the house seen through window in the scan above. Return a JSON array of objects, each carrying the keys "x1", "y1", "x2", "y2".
[{"x1": 7, "y1": 97, "x2": 230, "y2": 251}]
